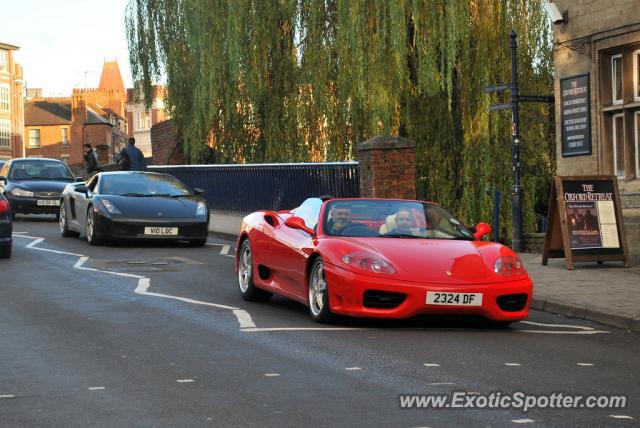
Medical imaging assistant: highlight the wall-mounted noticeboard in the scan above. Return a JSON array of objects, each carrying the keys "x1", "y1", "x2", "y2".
[
  {"x1": 560, "y1": 73, "x2": 591, "y2": 157},
  {"x1": 542, "y1": 176, "x2": 629, "y2": 270}
]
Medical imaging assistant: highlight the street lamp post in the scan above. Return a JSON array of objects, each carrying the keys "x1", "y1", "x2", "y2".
[{"x1": 510, "y1": 31, "x2": 524, "y2": 253}]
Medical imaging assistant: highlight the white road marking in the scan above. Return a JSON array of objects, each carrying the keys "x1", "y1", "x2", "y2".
[
  {"x1": 516, "y1": 330, "x2": 609, "y2": 335},
  {"x1": 423, "y1": 363, "x2": 440, "y2": 367},
  {"x1": 426, "y1": 382, "x2": 454, "y2": 386},
  {"x1": 16, "y1": 235, "x2": 253, "y2": 329},
  {"x1": 11, "y1": 231, "x2": 28, "y2": 234},
  {"x1": 577, "y1": 363, "x2": 594, "y2": 366},
  {"x1": 88, "y1": 387, "x2": 105, "y2": 390},
  {"x1": 264, "y1": 373, "x2": 280, "y2": 377},
  {"x1": 220, "y1": 244, "x2": 230, "y2": 255},
  {"x1": 206, "y1": 242, "x2": 235, "y2": 257},
  {"x1": 345, "y1": 367, "x2": 361, "y2": 371},
  {"x1": 177, "y1": 379, "x2": 195, "y2": 383},
  {"x1": 609, "y1": 415, "x2": 634, "y2": 420},
  {"x1": 505, "y1": 363, "x2": 521, "y2": 366},
  {"x1": 512, "y1": 419, "x2": 535, "y2": 424},
  {"x1": 0, "y1": 394, "x2": 16, "y2": 398},
  {"x1": 520, "y1": 320, "x2": 595, "y2": 330}
]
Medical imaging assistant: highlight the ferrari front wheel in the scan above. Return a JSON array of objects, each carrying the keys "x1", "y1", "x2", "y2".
[
  {"x1": 308, "y1": 258, "x2": 333, "y2": 323},
  {"x1": 237, "y1": 239, "x2": 272, "y2": 302}
]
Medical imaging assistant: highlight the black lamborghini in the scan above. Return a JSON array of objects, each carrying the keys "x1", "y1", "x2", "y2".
[{"x1": 59, "y1": 171, "x2": 210, "y2": 246}]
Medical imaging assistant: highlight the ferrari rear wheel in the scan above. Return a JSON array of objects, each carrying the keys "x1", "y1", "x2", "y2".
[
  {"x1": 308, "y1": 258, "x2": 333, "y2": 323},
  {"x1": 86, "y1": 207, "x2": 104, "y2": 246},
  {"x1": 59, "y1": 202, "x2": 78, "y2": 238},
  {"x1": 237, "y1": 239, "x2": 272, "y2": 302}
]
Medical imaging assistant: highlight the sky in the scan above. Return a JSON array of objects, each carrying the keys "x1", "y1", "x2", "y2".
[{"x1": 0, "y1": 0, "x2": 133, "y2": 96}]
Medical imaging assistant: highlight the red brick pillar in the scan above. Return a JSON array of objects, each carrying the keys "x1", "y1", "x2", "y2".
[{"x1": 357, "y1": 135, "x2": 416, "y2": 199}]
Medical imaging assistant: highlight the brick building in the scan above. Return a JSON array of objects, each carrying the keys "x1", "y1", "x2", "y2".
[
  {"x1": 0, "y1": 42, "x2": 24, "y2": 161},
  {"x1": 127, "y1": 84, "x2": 169, "y2": 157},
  {"x1": 24, "y1": 96, "x2": 126, "y2": 168},
  {"x1": 551, "y1": 0, "x2": 640, "y2": 262},
  {"x1": 150, "y1": 120, "x2": 185, "y2": 165}
]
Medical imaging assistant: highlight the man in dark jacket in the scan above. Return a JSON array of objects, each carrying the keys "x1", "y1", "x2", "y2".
[
  {"x1": 83, "y1": 144, "x2": 101, "y2": 174},
  {"x1": 117, "y1": 137, "x2": 147, "y2": 171}
]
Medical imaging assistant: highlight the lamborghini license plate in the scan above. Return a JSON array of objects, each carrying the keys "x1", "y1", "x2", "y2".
[{"x1": 144, "y1": 227, "x2": 178, "y2": 236}]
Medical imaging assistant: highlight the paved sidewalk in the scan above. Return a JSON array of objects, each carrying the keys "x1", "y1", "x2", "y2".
[{"x1": 520, "y1": 252, "x2": 640, "y2": 332}]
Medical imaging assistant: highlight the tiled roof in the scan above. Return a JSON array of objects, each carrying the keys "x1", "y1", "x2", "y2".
[
  {"x1": 98, "y1": 61, "x2": 125, "y2": 93},
  {"x1": 25, "y1": 100, "x2": 71, "y2": 125}
]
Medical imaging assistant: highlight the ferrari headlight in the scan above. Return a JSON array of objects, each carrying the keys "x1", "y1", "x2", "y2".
[
  {"x1": 11, "y1": 188, "x2": 34, "y2": 197},
  {"x1": 341, "y1": 251, "x2": 395, "y2": 274},
  {"x1": 493, "y1": 256, "x2": 526, "y2": 277},
  {"x1": 99, "y1": 198, "x2": 121, "y2": 214},
  {"x1": 196, "y1": 201, "x2": 207, "y2": 216}
]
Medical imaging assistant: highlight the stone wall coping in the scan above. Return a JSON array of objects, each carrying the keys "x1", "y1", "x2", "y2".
[{"x1": 357, "y1": 135, "x2": 416, "y2": 151}]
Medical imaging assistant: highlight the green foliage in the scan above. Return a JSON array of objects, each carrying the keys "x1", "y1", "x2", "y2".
[{"x1": 126, "y1": 0, "x2": 555, "y2": 240}]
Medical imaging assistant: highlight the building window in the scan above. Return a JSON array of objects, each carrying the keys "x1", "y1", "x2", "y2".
[
  {"x1": 634, "y1": 50, "x2": 640, "y2": 102},
  {"x1": 137, "y1": 111, "x2": 151, "y2": 131},
  {"x1": 0, "y1": 50, "x2": 7, "y2": 71},
  {"x1": 613, "y1": 114, "x2": 625, "y2": 178},
  {"x1": 60, "y1": 155, "x2": 70, "y2": 165},
  {"x1": 635, "y1": 111, "x2": 640, "y2": 178},
  {"x1": 611, "y1": 54, "x2": 623, "y2": 104},
  {"x1": 0, "y1": 120, "x2": 10, "y2": 149},
  {"x1": 0, "y1": 84, "x2": 9, "y2": 112},
  {"x1": 61, "y1": 127, "x2": 69, "y2": 146},
  {"x1": 28, "y1": 128, "x2": 41, "y2": 148}
]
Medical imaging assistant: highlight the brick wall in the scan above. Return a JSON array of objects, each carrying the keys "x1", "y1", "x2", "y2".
[
  {"x1": 357, "y1": 136, "x2": 416, "y2": 199},
  {"x1": 150, "y1": 120, "x2": 184, "y2": 165},
  {"x1": 24, "y1": 125, "x2": 82, "y2": 164}
]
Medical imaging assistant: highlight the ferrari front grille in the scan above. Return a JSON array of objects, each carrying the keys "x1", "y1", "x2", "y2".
[
  {"x1": 496, "y1": 293, "x2": 528, "y2": 312},
  {"x1": 363, "y1": 290, "x2": 407, "y2": 309}
]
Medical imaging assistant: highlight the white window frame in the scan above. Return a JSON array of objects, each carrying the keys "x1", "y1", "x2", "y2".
[
  {"x1": 0, "y1": 84, "x2": 9, "y2": 112},
  {"x1": 0, "y1": 50, "x2": 7, "y2": 72},
  {"x1": 60, "y1": 126, "x2": 69, "y2": 146},
  {"x1": 635, "y1": 111, "x2": 640, "y2": 178},
  {"x1": 0, "y1": 119, "x2": 10, "y2": 149},
  {"x1": 613, "y1": 113, "x2": 625, "y2": 178},
  {"x1": 137, "y1": 110, "x2": 151, "y2": 131},
  {"x1": 634, "y1": 49, "x2": 640, "y2": 102},
  {"x1": 28, "y1": 128, "x2": 41, "y2": 148},
  {"x1": 612, "y1": 54, "x2": 623, "y2": 105},
  {"x1": 60, "y1": 154, "x2": 70, "y2": 165}
]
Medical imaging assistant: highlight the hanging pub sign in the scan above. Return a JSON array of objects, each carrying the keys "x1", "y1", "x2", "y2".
[
  {"x1": 560, "y1": 73, "x2": 591, "y2": 157},
  {"x1": 542, "y1": 176, "x2": 629, "y2": 269}
]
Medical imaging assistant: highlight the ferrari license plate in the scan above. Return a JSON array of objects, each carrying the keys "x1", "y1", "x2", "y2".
[
  {"x1": 37, "y1": 199, "x2": 60, "y2": 206},
  {"x1": 426, "y1": 292, "x2": 483, "y2": 306},
  {"x1": 144, "y1": 227, "x2": 178, "y2": 236}
]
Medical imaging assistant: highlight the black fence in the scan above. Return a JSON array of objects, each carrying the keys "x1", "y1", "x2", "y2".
[{"x1": 150, "y1": 162, "x2": 360, "y2": 216}]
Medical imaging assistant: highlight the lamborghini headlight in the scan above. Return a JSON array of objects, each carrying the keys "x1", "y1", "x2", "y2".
[
  {"x1": 99, "y1": 198, "x2": 122, "y2": 214},
  {"x1": 196, "y1": 201, "x2": 207, "y2": 216}
]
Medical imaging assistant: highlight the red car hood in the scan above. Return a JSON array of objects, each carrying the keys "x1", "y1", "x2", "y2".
[{"x1": 339, "y1": 237, "x2": 523, "y2": 285}]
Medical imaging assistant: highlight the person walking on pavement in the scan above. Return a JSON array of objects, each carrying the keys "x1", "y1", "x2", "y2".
[
  {"x1": 83, "y1": 143, "x2": 101, "y2": 175},
  {"x1": 117, "y1": 137, "x2": 147, "y2": 171}
]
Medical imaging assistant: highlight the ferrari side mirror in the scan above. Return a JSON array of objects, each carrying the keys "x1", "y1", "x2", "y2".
[
  {"x1": 284, "y1": 216, "x2": 316, "y2": 236},
  {"x1": 473, "y1": 222, "x2": 492, "y2": 240}
]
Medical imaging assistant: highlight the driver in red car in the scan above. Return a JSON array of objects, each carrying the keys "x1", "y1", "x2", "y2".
[{"x1": 327, "y1": 203, "x2": 352, "y2": 234}]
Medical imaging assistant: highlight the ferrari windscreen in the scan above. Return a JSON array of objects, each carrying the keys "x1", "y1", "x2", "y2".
[
  {"x1": 100, "y1": 173, "x2": 193, "y2": 197},
  {"x1": 323, "y1": 200, "x2": 474, "y2": 240}
]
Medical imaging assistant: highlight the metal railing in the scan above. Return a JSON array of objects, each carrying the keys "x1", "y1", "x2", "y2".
[{"x1": 150, "y1": 162, "x2": 360, "y2": 215}]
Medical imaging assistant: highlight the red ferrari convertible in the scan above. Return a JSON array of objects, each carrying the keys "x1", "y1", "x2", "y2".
[{"x1": 236, "y1": 198, "x2": 533, "y2": 325}]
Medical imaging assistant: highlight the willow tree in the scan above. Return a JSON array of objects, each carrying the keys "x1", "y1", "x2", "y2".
[{"x1": 126, "y1": 0, "x2": 555, "y2": 240}]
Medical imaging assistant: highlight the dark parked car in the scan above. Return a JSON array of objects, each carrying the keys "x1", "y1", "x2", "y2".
[
  {"x1": 0, "y1": 158, "x2": 78, "y2": 220},
  {"x1": 59, "y1": 171, "x2": 210, "y2": 246},
  {"x1": 0, "y1": 192, "x2": 11, "y2": 258}
]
